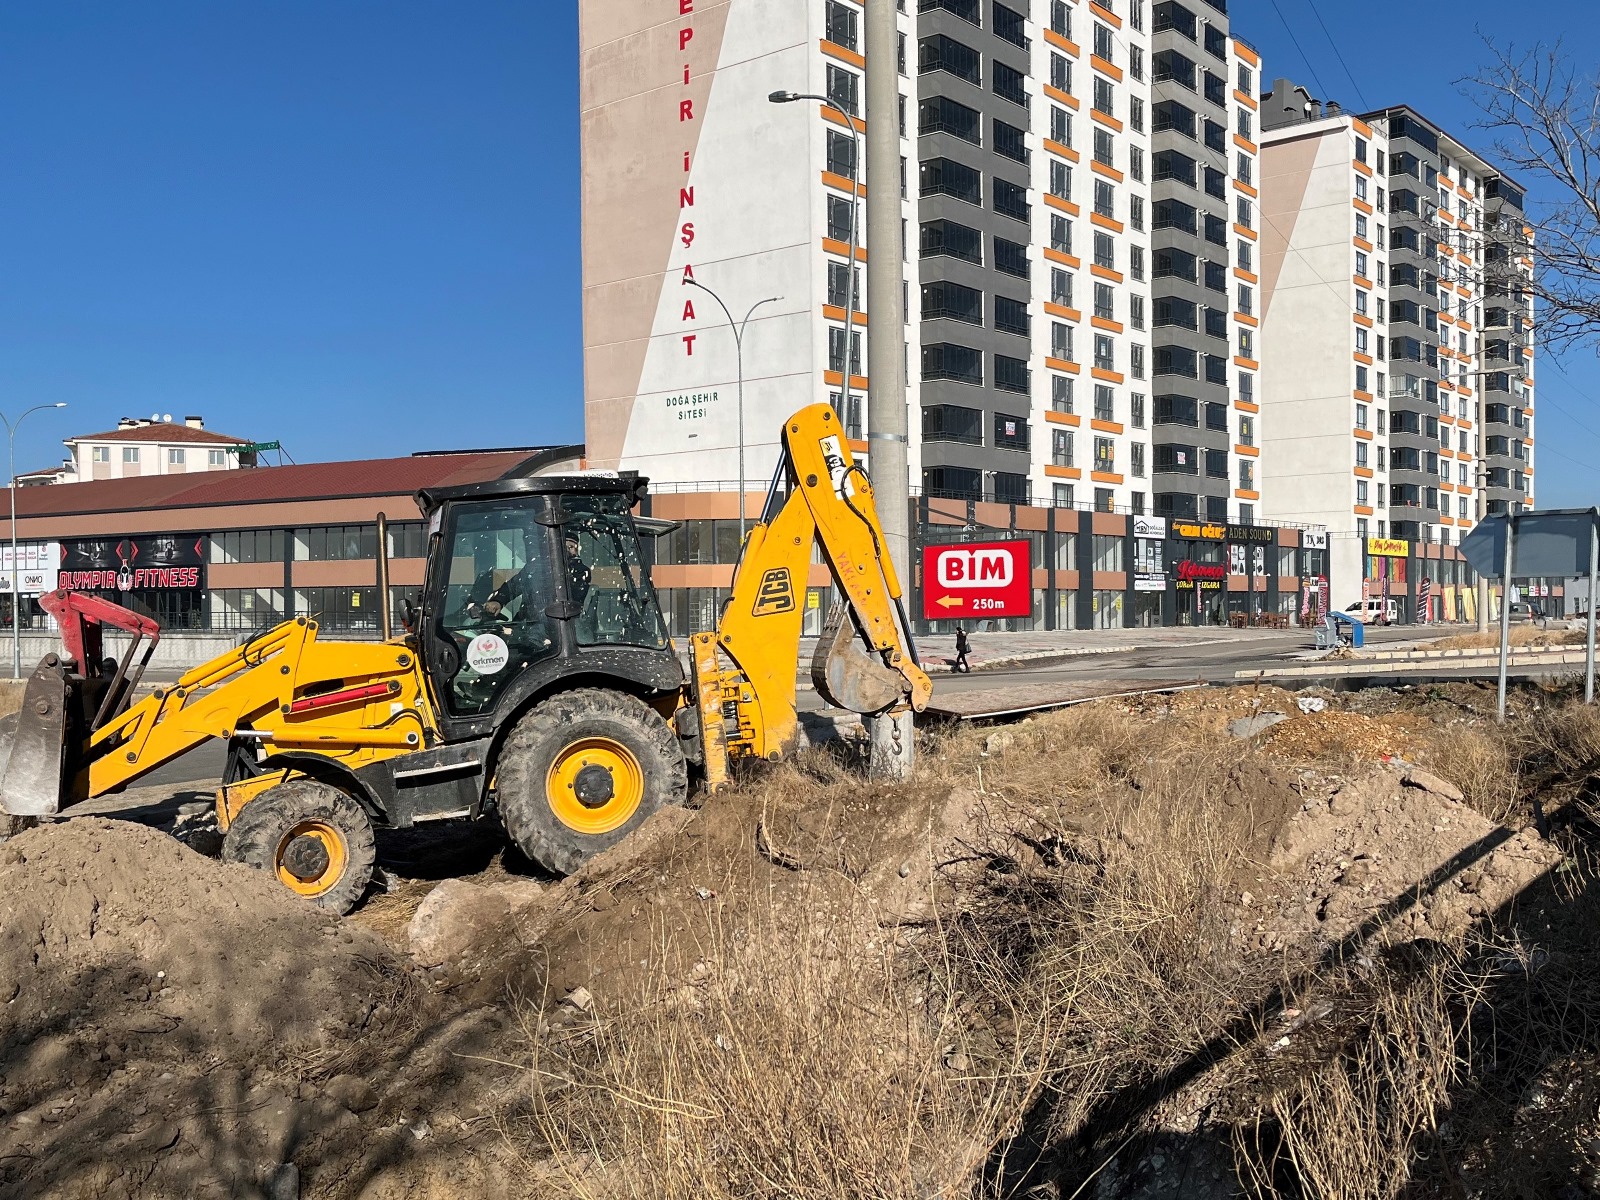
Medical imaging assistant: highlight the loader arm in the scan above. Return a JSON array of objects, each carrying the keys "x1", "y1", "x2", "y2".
[{"x1": 689, "y1": 403, "x2": 930, "y2": 789}]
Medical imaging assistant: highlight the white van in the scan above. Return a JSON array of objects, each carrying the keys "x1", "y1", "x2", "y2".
[{"x1": 1344, "y1": 598, "x2": 1399, "y2": 625}]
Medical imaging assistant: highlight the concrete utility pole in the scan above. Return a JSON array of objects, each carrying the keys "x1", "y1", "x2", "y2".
[{"x1": 863, "y1": 0, "x2": 915, "y2": 780}]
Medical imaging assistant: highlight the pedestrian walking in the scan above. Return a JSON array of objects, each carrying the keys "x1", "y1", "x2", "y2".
[{"x1": 954, "y1": 626, "x2": 971, "y2": 673}]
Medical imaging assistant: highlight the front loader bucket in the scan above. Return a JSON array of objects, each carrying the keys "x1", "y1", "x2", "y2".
[
  {"x1": 0, "y1": 654, "x2": 70, "y2": 818},
  {"x1": 810, "y1": 602, "x2": 906, "y2": 716}
]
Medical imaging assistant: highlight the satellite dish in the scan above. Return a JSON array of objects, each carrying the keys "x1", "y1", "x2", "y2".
[
  {"x1": 162, "y1": 413, "x2": 172, "y2": 423},
  {"x1": 151, "y1": 412, "x2": 160, "y2": 421}
]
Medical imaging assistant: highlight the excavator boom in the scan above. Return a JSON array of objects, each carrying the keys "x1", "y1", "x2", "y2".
[{"x1": 689, "y1": 403, "x2": 929, "y2": 788}]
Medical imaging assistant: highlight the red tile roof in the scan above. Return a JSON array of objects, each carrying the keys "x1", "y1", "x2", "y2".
[
  {"x1": 3, "y1": 449, "x2": 550, "y2": 520},
  {"x1": 68, "y1": 422, "x2": 252, "y2": 446}
]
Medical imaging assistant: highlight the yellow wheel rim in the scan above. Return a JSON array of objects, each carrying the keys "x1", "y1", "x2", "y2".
[
  {"x1": 274, "y1": 820, "x2": 349, "y2": 897},
  {"x1": 546, "y1": 736, "x2": 645, "y2": 836}
]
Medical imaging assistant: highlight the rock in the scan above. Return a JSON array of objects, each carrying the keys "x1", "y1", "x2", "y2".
[
  {"x1": 488, "y1": 879, "x2": 544, "y2": 911},
  {"x1": 1296, "y1": 696, "x2": 1328, "y2": 714},
  {"x1": 1229, "y1": 712, "x2": 1289, "y2": 739},
  {"x1": 563, "y1": 986, "x2": 594, "y2": 1013},
  {"x1": 268, "y1": 1163, "x2": 300, "y2": 1200},
  {"x1": 406, "y1": 880, "x2": 513, "y2": 968},
  {"x1": 982, "y1": 730, "x2": 1017, "y2": 756},
  {"x1": 322, "y1": 1074, "x2": 378, "y2": 1115},
  {"x1": 1403, "y1": 768, "x2": 1465, "y2": 804}
]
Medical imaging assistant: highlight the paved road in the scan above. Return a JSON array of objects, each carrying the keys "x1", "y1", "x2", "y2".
[{"x1": 801, "y1": 625, "x2": 1423, "y2": 711}]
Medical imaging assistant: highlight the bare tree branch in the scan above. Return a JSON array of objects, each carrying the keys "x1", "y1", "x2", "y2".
[{"x1": 1461, "y1": 37, "x2": 1600, "y2": 353}]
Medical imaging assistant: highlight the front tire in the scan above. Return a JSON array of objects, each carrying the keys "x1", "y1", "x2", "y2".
[
  {"x1": 497, "y1": 689, "x2": 687, "y2": 875},
  {"x1": 221, "y1": 779, "x2": 377, "y2": 913}
]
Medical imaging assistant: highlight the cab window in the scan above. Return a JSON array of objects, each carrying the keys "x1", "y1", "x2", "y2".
[
  {"x1": 436, "y1": 501, "x2": 557, "y2": 716},
  {"x1": 561, "y1": 494, "x2": 670, "y2": 651}
]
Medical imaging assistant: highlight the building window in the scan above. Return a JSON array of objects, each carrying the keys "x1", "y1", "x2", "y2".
[
  {"x1": 1049, "y1": 159, "x2": 1072, "y2": 199},
  {"x1": 1235, "y1": 196, "x2": 1252, "y2": 230},
  {"x1": 1132, "y1": 443, "x2": 1146, "y2": 478},
  {"x1": 91, "y1": 446, "x2": 109, "y2": 463},
  {"x1": 1131, "y1": 344, "x2": 1146, "y2": 379},
  {"x1": 1357, "y1": 479, "x2": 1369, "y2": 505},
  {"x1": 1050, "y1": 213, "x2": 1072, "y2": 254},
  {"x1": 122, "y1": 447, "x2": 140, "y2": 464},
  {"x1": 1092, "y1": 76, "x2": 1114, "y2": 116},
  {"x1": 168, "y1": 448, "x2": 186, "y2": 466},
  {"x1": 1052, "y1": 428, "x2": 1074, "y2": 466},
  {"x1": 1130, "y1": 146, "x2": 1144, "y2": 182},
  {"x1": 1239, "y1": 415, "x2": 1255, "y2": 446},
  {"x1": 1093, "y1": 282, "x2": 1114, "y2": 321},
  {"x1": 1093, "y1": 127, "x2": 1114, "y2": 167},
  {"x1": 1356, "y1": 441, "x2": 1369, "y2": 468},
  {"x1": 1130, "y1": 295, "x2": 1146, "y2": 329},
  {"x1": 1131, "y1": 393, "x2": 1146, "y2": 428},
  {"x1": 1130, "y1": 44, "x2": 1145, "y2": 81},
  {"x1": 1094, "y1": 385, "x2": 1115, "y2": 422},
  {"x1": 1052, "y1": 321, "x2": 1074, "y2": 361},
  {"x1": 1052, "y1": 374, "x2": 1074, "y2": 412},
  {"x1": 1053, "y1": 482, "x2": 1076, "y2": 508},
  {"x1": 1050, "y1": 52, "x2": 1071, "y2": 92},
  {"x1": 1130, "y1": 246, "x2": 1145, "y2": 280},
  {"x1": 295, "y1": 525, "x2": 379, "y2": 562},
  {"x1": 207, "y1": 449, "x2": 227, "y2": 466},
  {"x1": 1051, "y1": 267, "x2": 1073, "y2": 308},
  {"x1": 1237, "y1": 284, "x2": 1254, "y2": 316},
  {"x1": 1130, "y1": 96, "x2": 1145, "y2": 132},
  {"x1": 211, "y1": 529, "x2": 288, "y2": 565},
  {"x1": 824, "y1": 1, "x2": 858, "y2": 50},
  {"x1": 1050, "y1": 105, "x2": 1072, "y2": 146},
  {"x1": 1093, "y1": 22, "x2": 1114, "y2": 61},
  {"x1": 1094, "y1": 437, "x2": 1115, "y2": 473},
  {"x1": 1093, "y1": 335, "x2": 1115, "y2": 371},
  {"x1": 826, "y1": 64, "x2": 859, "y2": 115},
  {"x1": 1093, "y1": 232, "x2": 1114, "y2": 269}
]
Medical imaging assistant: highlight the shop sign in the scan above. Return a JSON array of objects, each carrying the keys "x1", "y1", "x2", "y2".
[
  {"x1": 1175, "y1": 560, "x2": 1226, "y2": 590},
  {"x1": 922, "y1": 540, "x2": 1032, "y2": 618},
  {"x1": 1367, "y1": 537, "x2": 1411, "y2": 558},
  {"x1": 1227, "y1": 524, "x2": 1276, "y2": 544},
  {"x1": 60, "y1": 536, "x2": 206, "y2": 592},
  {"x1": 1132, "y1": 515, "x2": 1167, "y2": 539},
  {"x1": 1302, "y1": 529, "x2": 1328, "y2": 550},
  {"x1": 0, "y1": 568, "x2": 59, "y2": 595},
  {"x1": 1134, "y1": 572, "x2": 1167, "y2": 592},
  {"x1": 0, "y1": 543, "x2": 61, "y2": 595},
  {"x1": 1172, "y1": 522, "x2": 1226, "y2": 541}
]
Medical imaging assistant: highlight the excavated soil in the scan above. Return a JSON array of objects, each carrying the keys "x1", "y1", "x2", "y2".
[
  {"x1": 0, "y1": 819, "x2": 529, "y2": 1200},
  {"x1": 0, "y1": 680, "x2": 1590, "y2": 1198}
]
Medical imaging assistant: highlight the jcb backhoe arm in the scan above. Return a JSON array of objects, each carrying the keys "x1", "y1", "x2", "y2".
[{"x1": 689, "y1": 403, "x2": 930, "y2": 789}]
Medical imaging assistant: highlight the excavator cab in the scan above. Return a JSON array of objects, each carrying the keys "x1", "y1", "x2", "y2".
[{"x1": 414, "y1": 474, "x2": 682, "y2": 737}]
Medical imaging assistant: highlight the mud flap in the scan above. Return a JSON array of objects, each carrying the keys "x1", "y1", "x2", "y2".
[
  {"x1": 810, "y1": 601, "x2": 905, "y2": 716},
  {"x1": 0, "y1": 656, "x2": 69, "y2": 817}
]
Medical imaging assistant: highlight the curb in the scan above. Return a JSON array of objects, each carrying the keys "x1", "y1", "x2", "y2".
[{"x1": 1234, "y1": 651, "x2": 1590, "y2": 680}]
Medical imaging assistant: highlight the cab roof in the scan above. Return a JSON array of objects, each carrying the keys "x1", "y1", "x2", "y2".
[{"x1": 416, "y1": 472, "x2": 647, "y2": 514}]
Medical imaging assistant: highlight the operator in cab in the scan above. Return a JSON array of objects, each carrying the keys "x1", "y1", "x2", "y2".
[{"x1": 465, "y1": 531, "x2": 591, "y2": 622}]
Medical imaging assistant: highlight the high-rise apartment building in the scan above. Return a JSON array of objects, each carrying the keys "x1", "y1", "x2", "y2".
[
  {"x1": 580, "y1": 0, "x2": 1265, "y2": 527},
  {"x1": 1258, "y1": 80, "x2": 1534, "y2": 611}
]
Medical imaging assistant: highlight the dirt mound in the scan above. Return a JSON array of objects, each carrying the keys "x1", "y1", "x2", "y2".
[
  {"x1": 1260, "y1": 708, "x2": 1424, "y2": 762},
  {"x1": 1243, "y1": 767, "x2": 1561, "y2": 953},
  {"x1": 0, "y1": 818, "x2": 523, "y2": 1200}
]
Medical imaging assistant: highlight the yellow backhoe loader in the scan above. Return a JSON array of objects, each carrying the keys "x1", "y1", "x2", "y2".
[{"x1": 0, "y1": 405, "x2": 929, "y2": 910}]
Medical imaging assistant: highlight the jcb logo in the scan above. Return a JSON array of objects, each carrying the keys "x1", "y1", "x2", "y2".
[
  {"x1": 751, "y1": 568, "x2": 796, "y2": 617},
  {"x1": 936, "y1": 549, "x2": 1013, "y2": 588}
]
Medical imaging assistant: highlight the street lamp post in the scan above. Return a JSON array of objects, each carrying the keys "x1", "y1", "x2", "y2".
[
  {"x1": 770, "y1": 90, "x2": 862, "y2": 431},
  {"x1": 1, "y1": 403, "x2": 68, "y2": 679},
  {"x1": 682, "y1": 280, "x2": 780, "y2": 543}
]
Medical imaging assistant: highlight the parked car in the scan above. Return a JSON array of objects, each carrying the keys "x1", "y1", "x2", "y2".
[
  {"x1": 1507, "y1": 602, "x2": 1546, "y2": 624},
  {"x1": 1344, "y1": 598, "x2": 1399, "y2": 625}
]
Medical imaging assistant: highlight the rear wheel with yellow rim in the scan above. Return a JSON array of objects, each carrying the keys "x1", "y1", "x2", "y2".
[
  {"x1": 221, "y1": 779, "x2": 376, "y2": 913},
  {"x1": 497, "y1": 688, "x2": 686, "y2": 875}
]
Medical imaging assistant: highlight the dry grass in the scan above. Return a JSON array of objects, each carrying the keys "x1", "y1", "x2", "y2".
[
  {"x1": 1233, "y1": 944, "x2": 1485, "y2": 1200},
  {"x1": 521, "y1": 886, "x2": 1043, "y2": 1199},
  {"x1": 508, "y1": 693, "x2": 1600, "y2": 1199},
  {"x1": 1429, "y1": 625, "x2": 1586, "y2": 651}
]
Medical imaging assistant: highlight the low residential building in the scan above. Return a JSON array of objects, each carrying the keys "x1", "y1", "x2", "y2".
[{"x1": 19, "y1": 415, "x2": 255, "y2": 486}]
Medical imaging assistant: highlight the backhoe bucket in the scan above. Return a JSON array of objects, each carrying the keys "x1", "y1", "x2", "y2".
[
  {"x1": 0, "y1": 655, "x2": 70, "y2": 818},
  {"x1": 810, "y1": 601, "x2": 906, "y2": 716}
]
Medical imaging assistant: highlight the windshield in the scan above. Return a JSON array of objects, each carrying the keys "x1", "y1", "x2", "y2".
[
  {"x1": 435, "y1": 500, "x2": 558, "y2": 717},
  {"x1": 561, "y1": 494, "x2": 670, "y2": 651}
]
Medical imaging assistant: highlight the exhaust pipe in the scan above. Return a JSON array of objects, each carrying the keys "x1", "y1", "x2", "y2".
[{"x1": 376, "y1": 512, "x2": 393, "y2": 641}]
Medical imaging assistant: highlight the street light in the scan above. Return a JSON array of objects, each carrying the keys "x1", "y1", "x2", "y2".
[
  {"x1": 770, "y1": 89, "x2": 863, "y2": 433},
  {"x1": 1, "y1": 403, "x2": 68, "y2": 679},
  {"x1": 682, "y1": 278, "x2": 780, "y2": 542}
]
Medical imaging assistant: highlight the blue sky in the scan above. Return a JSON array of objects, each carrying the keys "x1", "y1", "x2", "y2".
[{"x1": 1, "y1": 2, "x2": 1594, "y2": 504}]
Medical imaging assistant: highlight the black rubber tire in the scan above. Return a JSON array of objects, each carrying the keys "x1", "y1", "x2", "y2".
[
  {"x1": 497, "y1": 688, "x2": 687, "y2": 876},
  {"x1": 220, "y1": 779, "x2": 377, "y2": 914}
]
